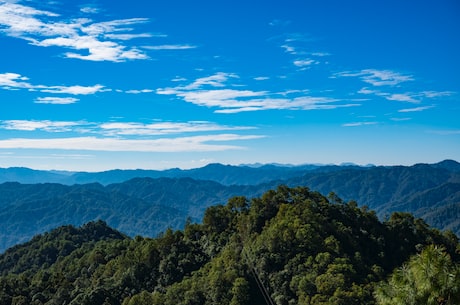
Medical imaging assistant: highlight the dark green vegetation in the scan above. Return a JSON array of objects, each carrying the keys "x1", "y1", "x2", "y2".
[
  {"x1": 1, "y1": 160, "x2": 460, "y2": 252},
  {"x1": 0, "y1": 186, "x2": 459, "y2": 305},
  {"x1": 0, "y1": 178, "x2": 265, "y2": 252}
]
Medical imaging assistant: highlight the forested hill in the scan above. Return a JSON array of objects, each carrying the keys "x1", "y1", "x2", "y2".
[
  {"x1": 0, "y1": 178, "x2": 265, "y2": 252},
  {"x1": 0, "y1": 186, "x2": 458, "y2": 305},
  {"x1": 1, "y1": 160, "x2": 460, "y2": 252}
]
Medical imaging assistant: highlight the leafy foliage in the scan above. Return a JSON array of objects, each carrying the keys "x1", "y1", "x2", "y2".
[
  {"x1": 0, "y1": 186, "x2": 458, "y2": 305},
  {"x1": 375, "y1": 245, "x2": 460, "y2": 305}
]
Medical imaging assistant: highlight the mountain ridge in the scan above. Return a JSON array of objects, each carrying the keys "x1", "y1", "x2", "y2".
[{"x1": 0, "y1": 160, "x2": 459, "y2": 252}]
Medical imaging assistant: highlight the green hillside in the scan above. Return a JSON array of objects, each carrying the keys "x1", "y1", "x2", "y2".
[{"x1": 0, "y1": 186, "x2": 458, "y2": 305}]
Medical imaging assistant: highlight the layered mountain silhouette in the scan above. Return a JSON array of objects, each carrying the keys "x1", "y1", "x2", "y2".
[{"x1": 0, "y1": 160, "x2": 459, "y2": 252}]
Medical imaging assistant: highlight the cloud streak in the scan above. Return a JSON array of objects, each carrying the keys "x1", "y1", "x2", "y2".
[
  {"x1": 99, "y1": 121, "x2": 256, "y2": 136},
  {"x1": 357, "y1": 86, "x2": 453, "y2": 104},
  {"x1": 0, "y1": 72, "x2": 106, "y2": 97},
  {"x1": 157, "y1": 72, "x2": 360, "y2": 113},
  {"x1": 1, "y1": 120, "x2": 83, "y2": 132},
  {"x1": 342, "y1": 121, "x2": 378, "y2": 127},
  {"x1": 398, "y1": 105, "x2": 434, "y2": 113},
  {"x1": 144, "y1": 44, "x2": 197, "y2": 50},
  {"x1": 1, "y1": 119, "x2": 258, "y2": 137},
  {"x1": 0, "y1": 119, "x2": 264, "y2": 152},
  {"x1": 34, "y1": 97, "x2": 79, "y2": 104},
  {"x1": 336, "y1": 69, "x2": 414, "y2": 86},
  {"x1": 0, "y1": 135, "x2": 263, "y2": 152}
]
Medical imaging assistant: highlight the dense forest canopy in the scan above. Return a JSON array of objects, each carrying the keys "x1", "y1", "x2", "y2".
[{"x1": 0, "y1": 186, "x2": 458, "y2": 305}]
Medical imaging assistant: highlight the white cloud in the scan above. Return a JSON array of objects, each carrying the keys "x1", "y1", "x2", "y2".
[
  {"x1": 41, "y1": 84, "x2": 106, "y2": 95},
  {"x1": 0, "y1": 2, "x2": 154, "y2": 62},
  {"x1": 310, "y1": 52, "x2": 330, "y2": 57},
  {"x1": 99, "y1": 121, "x2": 256, "y2": 136},
  {"x1": 183, "y1": 72, "x2": 238, "y2": 90},
  {"x1": 104, "y1": 33, "x2": 153, "y2": 40},
  {"x1": 0, "y1": 72, "x2": 32, "y2": 89},
  {"x1": 1, "y1": 119, "x2": 83, "y2": 132},
  {"x1": 356, "y1": 86, "x2": 452, "y2": 104},
  {"x1": 385, "y1": 93, "x2": 419, "y2": 103},
  {"x1": 0, "y1": 72, "x2": 106, "y2": 95},
  {"x1": 421, "y1": 91, "x2": 454, "y2": 98},
  {"x1": 281, "y1": 44, "x2": 297, "y2": 54},
  {"x1": 398, "y1": 105, "x2": 434, "y2": 113},
  {"x1": 125, "y1": 89, "x2": 154, "y2": 94},
  {"x1": 37, "y1": 36, "x2": 148, "y2": 62},
  {"x1": 0, "y1": 134, "x2": 264, "y2": 152},
  {"x1": 254, "y1": 76, "x2": 269, "y2": 81},
  {"x1": 337, "y1": 69, "x2": 414, "y2": 86},
  {"x1": 80, "y1": 6, "x2": 100, "y2": 14},
  {"x1": 342, "y1": 122, "x2": 378, "y2": 127},
  {"x1": 0, "y1": 119, "x2": 258, "y2": 138},
  {"x1": 390, "y1": 117, "x2": 412, "y2": 121},
  {"x1": 35, "y1": 97, "x2": 79, "y2": 104},
  {"x1": 293, "y1": 59, "x2": 318, "y2": 67},
  {"x1": 357, "y1": 87, "x2": 377, "y2": 95},
  {"x1": 144, "y1": 44, "x2": 197, "y2": 50},
  {"x1": 157, "y1": 72, "x2": 360, "y2": 113},
  {"x1": 171, "y1": 76, "x2": 187, "y2": 82}
]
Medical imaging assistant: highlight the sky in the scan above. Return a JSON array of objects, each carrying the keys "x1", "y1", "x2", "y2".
[{"x1": 0, "y1": 0, "x2": 459, "y2": 171}]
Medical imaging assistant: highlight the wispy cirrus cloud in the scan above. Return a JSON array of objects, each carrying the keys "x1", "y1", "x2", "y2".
[
  {"x1": 293, "y1": 59, "x2": 319, "y2": 68},
  {"x1": 273, "y1": 32, "x2": 328, "y2": 69},
  {"x1": 421, "y1": 91, "x2": 454, "y2": 98},
  {"x1": 80, "y1": 6, "x2": 100, "y2": 14},
  {"x1": 385, "y1": 93, "x2": 419, "y2": 103},
  {"x1": 125, "y1": 89, "x2": 154, "y2": 94},
  {"x1": 0, "y1": 119, "x2": 258, "y2": 137},
  {"x1": 0, "y1": 118, "x2": 264, "y2": 152},
  {"x1": 336, "y1": 69, "x2": 414, "y2": 86},
  {"x1": 144, "y1": 44, "x2": 197, "y2": 50},
  {"x1": 0, "y1": 72, "x2": 106, "y2": 96},
  {"x1": 41, "y1": 84, "x2": 106, "y2": 95},
  {"x1": 358, "y1": 86, "x2": 454, "y2": 104},
  {"x1": 1, "y1": 119, "x2": 84, "y2": 132},
  {"x1": 157, "y1": 72, "x2": 359, "y2": 113},
  {"x1": 0, "y1": 1, "x2": 192, "y2": 62},
  {"x1": 34, "y1": 97, "x2": 79, "y2": 104},
  {"x1": 254, "y1": 76, "x2": 270, "y2": 81},
  {"x1": 0, "y1": 134, "x2": 263, "y2": 152},
  {"x1": 99, "y1": 121, "x2": 256, "y2": 136},
  {"x1": 398, "y1": 105, "x2": 434, "y2": 113},
  {"x1": 342, "y1": 121, "x2": 378, "y2": 127}
]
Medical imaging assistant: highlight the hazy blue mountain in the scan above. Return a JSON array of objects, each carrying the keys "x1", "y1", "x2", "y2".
[
  {"x1": 0, "y1": 181, "x2": 188, "y2": 252},
  {"x1": 0, "y1": 167, "x2": 71, "y2": 184},
  {"x1": 0, "y1": 162, "x2": 351, "y2": 185},
  {"x1": 0, "y1": 160, "x2": 459, "y2": 252},
  {"x1": 1, "y1": 160, "x2": 459, "y2": 186},
  {"x1": 0, "y1": 178, "x2": 267, "y2": 252}
]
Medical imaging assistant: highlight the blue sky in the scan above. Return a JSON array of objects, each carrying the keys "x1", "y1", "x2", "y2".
[{"x1": 0, "y1": 0, "x2": 459, "y2": 171}]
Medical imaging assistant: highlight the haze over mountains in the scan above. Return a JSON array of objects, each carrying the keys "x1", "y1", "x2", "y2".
[{"x1": 0, "y1": 160, "x2": 459, "y2": 252}]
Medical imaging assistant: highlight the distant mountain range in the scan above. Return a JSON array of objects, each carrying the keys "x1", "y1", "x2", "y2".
[
  {"x1": 0, "y1": 162, "x2": 368, "y2": 185},
  {"x1": 0, "y1": 160, "x2": 459, "y2": 252}
]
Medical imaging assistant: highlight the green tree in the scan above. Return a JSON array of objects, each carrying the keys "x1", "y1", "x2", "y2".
[{"x1": 375, "y1": 245, "x2": 460, "y2": 305}]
